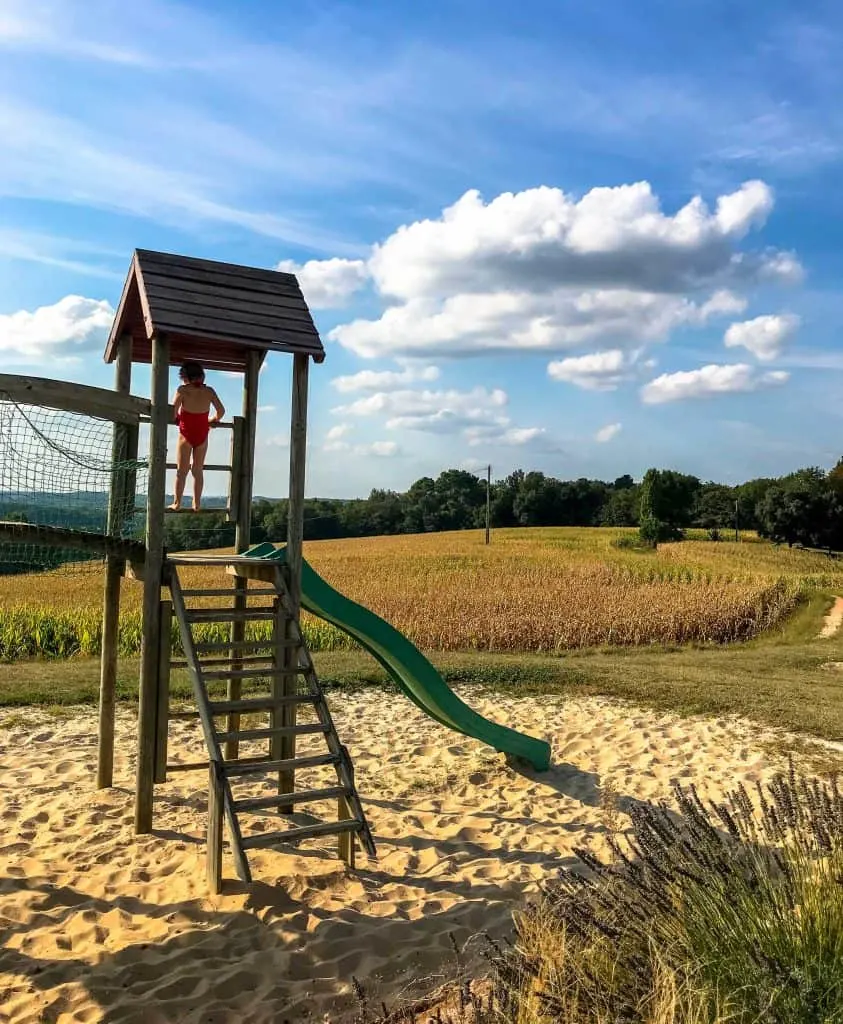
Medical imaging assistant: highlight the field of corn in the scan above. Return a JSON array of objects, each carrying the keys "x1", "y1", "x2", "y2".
[{"x1": 1, "y1": 527, "x2": 841, "y2": 661}]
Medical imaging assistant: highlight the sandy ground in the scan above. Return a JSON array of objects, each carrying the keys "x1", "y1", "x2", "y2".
[
  {"x1": 819, "y1": 596, "x2": 843, "y2": 638},
  {"x1": 0, "y1": 689, "x2": 788, "y2": 1023}
]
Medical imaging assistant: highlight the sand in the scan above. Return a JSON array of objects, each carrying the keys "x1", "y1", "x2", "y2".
[
  {"x1": 0, "y1": 688, "x2": 788, "y2": 1023},
  {"x1": 819, "y1": 595, "x2": 843, "y2": 638}
]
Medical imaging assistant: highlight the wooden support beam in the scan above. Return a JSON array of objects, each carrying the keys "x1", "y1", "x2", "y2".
[
  {"x1": 280, "y1": 353, "x2": 310, "y2": 808},
  {"x1": 0, "y1": 373, "x2": 149, "y2": 424},
  {"x1": 226, "y1": 352, "x2": 260, "y2": 762},
  {"x1": 97, "y1": 333, "x2": 133, "y2": 789},
  {"x1": 0, "y1": 522, "x2": 145, "y2": 563},
  {"x1": 135, "y1": 331, "x2": 170, "y2": 834},
  {"x1": 154, "y1": 599, "x2": 173, "y2": 784},
  {"x1": 207, "y1": 762, "x2": 224, "y2": 895}
]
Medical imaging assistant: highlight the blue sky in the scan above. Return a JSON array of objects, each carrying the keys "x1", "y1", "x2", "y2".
[{"x1": 2, "y1": 0, "x2": 843, "y2": 498}]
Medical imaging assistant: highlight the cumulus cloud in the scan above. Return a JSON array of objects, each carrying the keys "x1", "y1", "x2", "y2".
[
  {"x1": 323, "y1": 423, "x2": 353, "y2": 451},
  {"x1": 548, "y1": 349, "x2": 634, "y2": 390},
  {"x1": 724, "y1": 313, "x2": 800, "y2": 361},
  {"x1": 364, "y1": 440, "x2": 400, "y2": 457},
  {"x1": 640, "y1": 364, "x2": 789, "y2": 404},
  {"x1": 331, "y1": 364, "x2": 440, "y2": 393},
  {"x1": 464, "y1": 425, "x2": 546, "y2": 448},
  {"x1": 264, "y1": 433, "x2": 289, "y2": 447},
  {"x1": 0, "y1": 295, "x2": 114, "y2": 363},
  {"x1": 257, "y1": 404, "x2": 276, "y2": 413},
  {"x1": 595, "y1": 422, "x2": 622, "y2": 442},
  {"x1": 333, "y1": 386, "x2": 509, "y2": 433},
  {"x1": 275, "y1": 257, "x2": 369, "y2": 308},
  {"x1": 327, "y1": 180, "x2": 798, "y2": 360}
]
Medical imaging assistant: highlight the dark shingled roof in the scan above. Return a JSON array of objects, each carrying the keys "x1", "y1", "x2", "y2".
[{"x1": 104, "y1": 249, "x2": 325, "y2": 372}]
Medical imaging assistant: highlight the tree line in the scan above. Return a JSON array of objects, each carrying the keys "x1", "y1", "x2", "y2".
[
  {"x1": 5, "y1": 461, "x2": 843, "y2": 559},
  {"x1": 160, "y1": 460, "x2": 843, "y2": 552}
]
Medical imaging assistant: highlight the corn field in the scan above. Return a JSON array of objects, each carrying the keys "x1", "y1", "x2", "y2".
[{"x1": 0, "y1": 528, "x2": 835, "y2": 661}]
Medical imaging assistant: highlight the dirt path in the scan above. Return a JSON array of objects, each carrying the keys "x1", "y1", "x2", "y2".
[{"x1": 819, "y1": 596, "x2": 843, "y2": 638}]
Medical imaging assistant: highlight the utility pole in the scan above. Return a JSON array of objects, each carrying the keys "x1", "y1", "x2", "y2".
[{"x1": 485, "y1": 464, "x2": 491, "y2": 545}]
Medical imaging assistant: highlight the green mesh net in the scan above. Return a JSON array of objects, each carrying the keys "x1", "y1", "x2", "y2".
[{"x1": 0, "y1": 392, "x2": 149, "y2": 574}]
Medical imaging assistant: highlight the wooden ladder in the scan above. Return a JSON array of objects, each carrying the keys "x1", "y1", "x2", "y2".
[{"x1": 167, "y1": 559, "x2": 375, "y2": 892}]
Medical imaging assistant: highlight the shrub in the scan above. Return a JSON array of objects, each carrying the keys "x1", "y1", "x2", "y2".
[{"x1": 487, "y1": 765, "x2": 843, "y2": 1023}]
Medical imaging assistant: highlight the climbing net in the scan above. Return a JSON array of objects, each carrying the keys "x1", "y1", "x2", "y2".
[{"x1": 0, "y1": 393, "x2": 149, "y2": 574}]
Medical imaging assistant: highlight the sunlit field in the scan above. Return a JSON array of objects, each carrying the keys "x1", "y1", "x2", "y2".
[{"x1": 2, "y1": 527, "x2": 840, "y2": 661}]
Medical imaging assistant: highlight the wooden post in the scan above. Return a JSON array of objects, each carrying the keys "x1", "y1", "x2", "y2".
[
  {"x1": 226, "y1": 354, "x2": 260, "y2": 762},
  {"x1": 135, "y1": 331, "x2": 170, "y2": 834},
  {"x1": 207, "y1": 761, "x2": 224, "y2": 894},
  {"x1": 280, "y1": 353, "x2": 310, "y2": 807},
  {"x1": 154, "y1": 598, "x2": 173, "y2": 783},
  {"x1": 97, "y1": 333, "x2": 133, "y2": 789}
]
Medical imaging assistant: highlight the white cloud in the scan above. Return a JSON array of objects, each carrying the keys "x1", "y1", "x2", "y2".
[
  {"x1": 548, "y1": 349, "x2": 633, "y2": 390},
  {"x1": 0, "y1": 295, "x2": 114, "y2": 363},
  {"x1": 325, "y1": 423, "x2": 352, "y2": 441},
  {"x1": 323, "y1": 423, "x2": 353, "y2": 451},
  {"x1": 724, "y1": 313, "x2": 800, "y2": 361},
  {"x1": 331, "y1": 364, "x2": 440, "y2": 393},
  {"x1": 264, "y1": 434, "x2": 289, "y2": 447},
  {"x1": 276, "y1": 257, "x2": 369, "y2": 309},
  {"x1": 333, "y1": 386, "x2": 509, "y2": 433},
  {"x1": 641, "y1": 364, "x2": 790, "y2": 404},
  {"x1": 595, "y1": 422, "x2": 622, "y2": 443},
  {"x1": 257, "y1": 404, "x2": 276, "y2": 413},
  {"x1": 328, "y1": 181, "x2": 797, "y2": 361},
  {"x1": 465, "y1": 425, "x2": 546, "y2": 447},
  {"x1": 364, "y1": 440, "x2": 400, "y2": 457}
]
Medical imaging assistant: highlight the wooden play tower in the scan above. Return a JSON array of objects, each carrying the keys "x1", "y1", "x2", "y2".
[{"x1": 0, "y1": 249, "x2": 375, "y2": 891}]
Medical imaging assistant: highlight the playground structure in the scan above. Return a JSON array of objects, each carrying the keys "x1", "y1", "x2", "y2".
[{"x1": 0, "y1": 249, "x2": 551, "y2": 892}]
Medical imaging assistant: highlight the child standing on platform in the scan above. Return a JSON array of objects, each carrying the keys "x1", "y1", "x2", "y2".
[{"x1": 169, "y1": 362, "x2": 225, "y2": 512}]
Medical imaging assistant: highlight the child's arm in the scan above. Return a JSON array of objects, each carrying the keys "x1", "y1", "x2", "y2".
[
  {"x1": 208, "y1": 388, "x2": 226, "y2": 426},
  {"x1": 172, "y1": 386, "x2": 184, "y2": 423}
]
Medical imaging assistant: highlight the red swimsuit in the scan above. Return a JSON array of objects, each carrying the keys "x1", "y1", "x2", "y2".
[{"x1": 177, "y1": 385, "x2": 211, "y2": 448}]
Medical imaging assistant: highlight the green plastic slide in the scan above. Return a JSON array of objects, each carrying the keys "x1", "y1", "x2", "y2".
[{"x1": 243, "y1": 543, "x2": 551, "y2": 771}]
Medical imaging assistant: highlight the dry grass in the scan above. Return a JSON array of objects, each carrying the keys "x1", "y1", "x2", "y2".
[{"x1": 0, "y1": 528, "x2": 839, "y2": 659}]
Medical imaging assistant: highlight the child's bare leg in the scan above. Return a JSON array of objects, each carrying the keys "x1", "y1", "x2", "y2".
[
  {"x1": 169, "y1": 436, "x2": 191, "y2": 510},
  {"x1": 191, "y1": 441, "x2": 208, "y2": 511}
]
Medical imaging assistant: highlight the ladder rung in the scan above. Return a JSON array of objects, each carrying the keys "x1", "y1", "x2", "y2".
[
  {"x1": 167, "y1": 754, "x2": 268, "y2": 773},
  {"x1": 194, "y1": 639, "x2": 284, "y2": 653},
  {"x1": 217, "y1": 723, "x2": 327, "y2": 743},
  {"x1": 241, "y1": 819, "x2": 362, "y2": 850},
  {"x1": 203, "y1": 666, "x2": 307, "y2": 680},
  {"x1": 208, "y1": 695, "x2": 319, "y2": 715},
  {"x1": 233, "y1": 786, "x2": 348, "y2": 813},
  {"x1": 185, "y1": 608, "x2": 276, "y2": 623},
  {"x1": 224, "y1": 753, "x2": 338, "y2": 777},
  {"x1": 171, "y1": 655, "x2": 276, "y2": 669},
  {"x1": 181, "y1": 587, "x2": 278, "y2": 598},
  {"x1": 165, "y1": 462, "x2": 232, "y2": 472}
]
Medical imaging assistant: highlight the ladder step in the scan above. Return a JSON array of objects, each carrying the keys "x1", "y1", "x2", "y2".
[
  {"x1": 166, "y1": 755, "x2": 265, "y2": 774},
  {"x1": 241, "y1": 819, "x2": 361, "y2": 850},
  {"x1": 185, "y1": 608, "x2": 277, "y2": 623},
  {"x1": 194, "y1": 639, "x2": 289, "y2": 654},
  {"x1": 171, "y1": 654, "x2": 276, "y2": 669},
  {"x1": 233, "y1": 786, "x2": 348, "y2": 813},
  {"x1": 203, "y1": 666, "x2": 307, "y2": 681},
  {"x1": 181, "y1": 587, "x2": 278, "y2": 598},
  {"x1": 209, "y1": 695, "x2": 319, "y2": 715},
  {"x1": 224, "y1": 753, "x2": 339, "y2": 777},
  {"x1": 217, "y1": 723, "x2": 328, "y2": 743},
  {"x1": 166, "y1": 462, "x2": 232, "y2": 473}
]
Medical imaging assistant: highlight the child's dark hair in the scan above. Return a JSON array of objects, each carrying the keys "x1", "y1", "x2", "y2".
[{"x1": 179, "y1": 361, "x2": 205, "y2": 383}]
